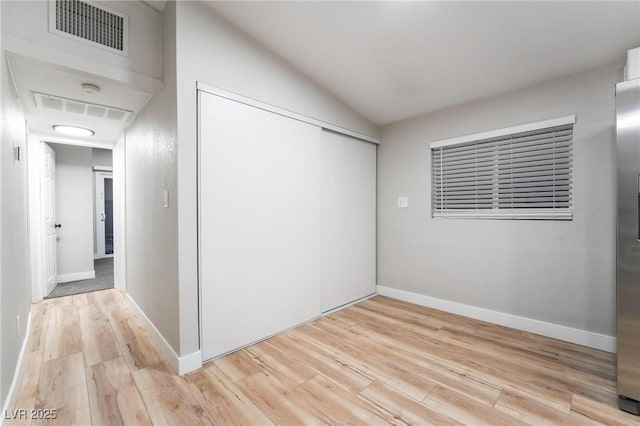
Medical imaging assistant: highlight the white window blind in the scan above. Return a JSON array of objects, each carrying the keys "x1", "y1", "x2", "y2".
[{"x1": 431, "y1": 116, "x2": 574, "y2": 220}]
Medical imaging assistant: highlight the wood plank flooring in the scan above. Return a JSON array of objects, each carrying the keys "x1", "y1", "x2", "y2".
[{"x1": 9, "y1": 289, "x2": 640, "y2": 425}]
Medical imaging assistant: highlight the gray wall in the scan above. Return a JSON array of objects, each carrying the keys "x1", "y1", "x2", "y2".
[
  {"x1": 92, "y1": 148, "x2": 112, "y2": 167},
  {"x1": 125, "y1": 0, "x2": 180, "y2": 352},
  {"x1": 52, "y1": 144, "x2": 94, "y2": 277},
  {"x1": 1, "y1": 1, "x2": 31, "y2": 407},
  {"x1": 378, "y1": 63, "x2": 621, "y2": 336}
]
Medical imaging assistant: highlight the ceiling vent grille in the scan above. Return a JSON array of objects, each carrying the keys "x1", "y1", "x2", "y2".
[
  {"x1": 33, "y1": 92, "x2": 133, "y2": 122},
  {"x1": 49, "y1": 0, "x2": 129, "y2": 55}
]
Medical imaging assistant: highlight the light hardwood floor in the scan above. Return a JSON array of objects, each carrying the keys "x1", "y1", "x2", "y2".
[{"x1": 9, "y1": 289, "x2": 640, "y2": 425}]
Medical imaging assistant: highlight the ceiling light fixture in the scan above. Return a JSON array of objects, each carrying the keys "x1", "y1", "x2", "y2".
[
  {"x1": 81, "y1": 83, "x2": 101, "y2": 95},
  {"x1": 52, "y1": 125, "x2": 95, "y2": 137}
]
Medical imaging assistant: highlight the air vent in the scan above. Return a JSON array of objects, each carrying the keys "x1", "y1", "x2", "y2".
[
  {"x1": 49, "y1": 0, "x2": 129, "y2": 55},
  {"x1": 33, "y1": 92, "x2": 133, "y2": 122}
]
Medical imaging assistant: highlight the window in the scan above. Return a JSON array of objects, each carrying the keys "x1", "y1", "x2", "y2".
[{"x1": 431, "y1": 116, "x2": 574, "y2": 220}]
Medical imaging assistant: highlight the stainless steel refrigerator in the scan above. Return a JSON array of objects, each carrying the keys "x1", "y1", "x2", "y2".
[{"x1": 616, "y1": 77, "x2": 640, "y2": 415}]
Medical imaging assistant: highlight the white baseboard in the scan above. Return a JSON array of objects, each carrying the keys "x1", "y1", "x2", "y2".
[
  {"x1": 179, "y1": 349, "x2": 204, "y2": 374},
  {"x1": 1, "y1": 313, "x2": 32, "y2": 425},
  {"x1": 377, "y1": 286, "x2": 616, "y2": 353},
  {"x1": 125, "y1": 294, "x2": 202, "y2": 375},
  {"x1": 57, "y1": 270, "x2": 95, "y2": 283}
]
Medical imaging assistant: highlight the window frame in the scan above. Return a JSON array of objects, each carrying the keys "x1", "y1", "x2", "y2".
[{"x1": 430, "y1": 115, "x2": 575, "y2": 221}]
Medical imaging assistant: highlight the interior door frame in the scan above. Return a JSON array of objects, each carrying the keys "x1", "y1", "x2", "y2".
[
  {"x1": 94, "y1": 169, "x2": 114, "y2": 260},
  {"x1": 27, "y1": 138, "x2": 121, "y2": 303}
]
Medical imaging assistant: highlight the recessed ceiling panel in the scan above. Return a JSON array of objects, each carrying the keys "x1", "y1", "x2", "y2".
[{"x1": 33, "y1": 92, "x2": 132, "y2": 121}]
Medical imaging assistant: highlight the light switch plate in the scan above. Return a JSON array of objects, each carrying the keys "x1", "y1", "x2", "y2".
[
  {"x1": 397, "y1": 197, "x2": 408, "y2": 208},
  {"x1": 163, "y1": 190, "x2": 169, "y2": 208}
]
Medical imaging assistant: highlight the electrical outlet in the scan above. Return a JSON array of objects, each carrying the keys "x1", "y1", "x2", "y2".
[
  {"x1": 16, "y1": 314, "x2": 20, "y2": 337},
  {"x1": 397, "y1": 197, "x2": 409, "y2": 208}
]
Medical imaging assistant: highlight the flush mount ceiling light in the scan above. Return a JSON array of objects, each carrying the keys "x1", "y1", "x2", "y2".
[
  {"x1": 52, "y1": 125, "x2": 95, "y2": 137},
  {"x1": 81, "y1": 83, "x2": 101, "y2": 95}
]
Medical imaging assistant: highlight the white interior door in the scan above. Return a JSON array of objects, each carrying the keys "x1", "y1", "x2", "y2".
[
  {"x1": 95, "y1": 172, "x2": 114, "y2": 259},
  {"x1": 42, "y1": 143, "x2": 57, "y2": 296},
  {"x1": 321, "y1": 130, "x2": 377, "y2": 312},
  {"x1": 199, "y1": 91, "x2": 323, "y2": 361}
]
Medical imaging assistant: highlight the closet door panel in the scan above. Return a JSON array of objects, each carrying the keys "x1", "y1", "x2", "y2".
[
  {"x1": 199, "y1": 92, "x2": 322, "y2": 361},
  {"x1": 321, "y1": 130, "x2": 377, "y2": 312}
]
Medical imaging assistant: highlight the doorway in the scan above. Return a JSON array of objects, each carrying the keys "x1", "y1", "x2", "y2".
[{"x1": 30, "y1": 142, "x2": 118, "y2": 300}]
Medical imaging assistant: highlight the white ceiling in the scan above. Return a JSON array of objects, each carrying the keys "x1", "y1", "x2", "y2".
[
  {"x1": 207, "y1": 1, "x2": 640, "y2": 126},
  {"x1": 9, "y1": 55, "x2": 153, "y2": 146}
]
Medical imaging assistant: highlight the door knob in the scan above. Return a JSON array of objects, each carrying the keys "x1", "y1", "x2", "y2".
[{"x1": 54, "y1": 224, "x2": 62, "y2": 228}]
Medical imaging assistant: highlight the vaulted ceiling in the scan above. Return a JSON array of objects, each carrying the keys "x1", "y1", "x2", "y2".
[{"x1": 207, "y1": 1, "x2": 640, "y2": 125}]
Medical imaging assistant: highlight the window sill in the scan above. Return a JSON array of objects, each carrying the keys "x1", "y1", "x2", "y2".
[{"x1": 432, "y1": 210, "x2": 573, "y2": 220}]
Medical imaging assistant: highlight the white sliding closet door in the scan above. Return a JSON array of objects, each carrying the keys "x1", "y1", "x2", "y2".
[
  {"x1": 199, "y1": 92, "x2": 323, "y2": 361},
  {"x1": 321, "y1": 130, "x2": 377, "y2": 312}
]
